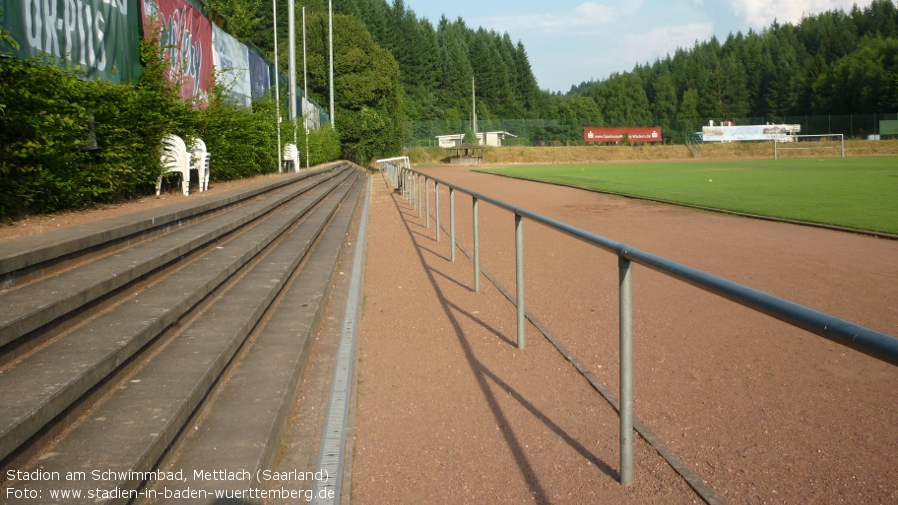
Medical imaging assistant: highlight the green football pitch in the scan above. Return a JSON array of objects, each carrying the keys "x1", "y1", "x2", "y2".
[{"x1": 478, "y1": 157, "x2": 898, "y2": 235}]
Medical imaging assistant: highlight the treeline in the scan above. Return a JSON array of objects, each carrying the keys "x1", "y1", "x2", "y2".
[
  {"x1": 214, "y1": 0, "x2": 607, "y2": 145},
  {"x1": 569, "y1": 0, "x2": 898, "y2": 139},
  {"x1": 222, "y1": 0, "x2": 547, "y2": 125},
  {"x1": 291, "y1": 0, "x2": 898, "y2": 147},
  {"x1": 332, "y1": 0, "x2": 543, "y2": 121}
]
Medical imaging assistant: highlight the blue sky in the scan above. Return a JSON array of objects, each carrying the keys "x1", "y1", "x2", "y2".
[{"x1": 404, "y1": 0, "x2": 875, "y2": 92}]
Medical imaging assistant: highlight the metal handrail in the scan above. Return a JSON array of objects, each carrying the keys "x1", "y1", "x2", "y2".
[{"x1": 385, "y1": 164, "x2": 898, "y2": 487}]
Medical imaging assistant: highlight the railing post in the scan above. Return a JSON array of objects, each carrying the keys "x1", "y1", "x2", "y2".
[
  {"x1": 417, "y1": 174, "x2": 422, "y2": 217},
  {"x1": 472, "y1": 197, "x2": 480, "y2": 293},
  {"x1": 450, "y1": 187, "x2": 456, "y2": 262},
  {"x1": 425, "y1": 178, "x2": 430, "y2": 229},
  {"x1": 515, "y1": 213, "x2": 525, "y2": 349},
  {"x1": 435, "y1": 182, "x2": 441, "y2": 242},
  {"x1": 618, "y1": 255, "x2": 634, "y2": 486}
]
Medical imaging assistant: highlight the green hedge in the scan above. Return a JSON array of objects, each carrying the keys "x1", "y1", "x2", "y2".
[{"x1": 0, "y1": 37, "x2": 340, "y2": 221}]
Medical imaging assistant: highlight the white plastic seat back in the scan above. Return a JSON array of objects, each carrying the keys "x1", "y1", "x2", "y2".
[
  {"x1": 157, "y1": 134, "x2": 191, "y2": 196},
  {"x1": 190, "y1": 138, "x2": 211, "y2": 191},
  {"x1": 283, "y1": 143, "x2": 298, "y2": 172}
]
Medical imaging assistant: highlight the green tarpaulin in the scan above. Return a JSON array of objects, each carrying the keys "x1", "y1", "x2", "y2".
[{"x1": 1, "y1": 0, "x2": 141, "y2": 83}]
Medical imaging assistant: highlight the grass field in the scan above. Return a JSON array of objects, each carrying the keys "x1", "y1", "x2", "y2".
[{"x1": 478, "y1": 157, "x2": 898, "y2": 234}]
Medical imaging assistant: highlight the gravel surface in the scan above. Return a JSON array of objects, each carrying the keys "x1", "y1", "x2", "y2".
[{"x1": 352, "y1": 166, "x2": 898, "y2": 504}]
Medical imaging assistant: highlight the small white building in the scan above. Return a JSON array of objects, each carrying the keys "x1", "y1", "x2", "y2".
[{"x1": 436, "y1": 131, "x2": 517, "y2": 148}]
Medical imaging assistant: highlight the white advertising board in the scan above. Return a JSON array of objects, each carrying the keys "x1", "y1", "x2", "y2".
[{"x1": 702, "y1": 124, "x2": 801, "y2": 142}]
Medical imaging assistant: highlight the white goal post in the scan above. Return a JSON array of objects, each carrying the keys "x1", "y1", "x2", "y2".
[{"x1": 774, "y1": 134, "x2": 844, "y2": 159}]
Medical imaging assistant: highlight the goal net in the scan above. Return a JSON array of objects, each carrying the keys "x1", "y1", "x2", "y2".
[{"x1": 774, "y1": 134, "x2": 844, "y2": 159}]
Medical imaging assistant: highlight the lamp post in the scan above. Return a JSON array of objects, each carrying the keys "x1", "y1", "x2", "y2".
[
  {"x1": 272, "y1": 0, "x2": 282, "y2": 173},
  {"x1": 288, "y1": 0, "x2": 298, "y2": 161},
  {"x1": 303, "y1": 6, "x2": 310, "y2": 168},
  {"x1": 328, "y1": 0, "x2": 334, "y2": 128}
]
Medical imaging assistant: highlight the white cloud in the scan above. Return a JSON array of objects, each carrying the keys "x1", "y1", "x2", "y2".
[
  {"x1": 730, "y1": 0, "x2": 873, "y2": 27},
  {"x1": 475, "y1": 2, "x2": 615, "y2": 34},
  {"x1": 622, "y1": 22, "x2": 715, "y2": 64}
]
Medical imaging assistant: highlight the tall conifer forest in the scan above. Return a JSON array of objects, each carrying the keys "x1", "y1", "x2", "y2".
[{"x1": 193, "y1": 0, "x2": 898, "y2": 146}]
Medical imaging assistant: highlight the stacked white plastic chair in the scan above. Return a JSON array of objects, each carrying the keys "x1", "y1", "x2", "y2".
[
  {"x1": 283, "y1": 143, "x2": 299, "y2": 173},
  {"x1": 157, "y1": 134, "x2": 192, "y2": 196},
  {"x1": 190, "y1": 138, "x2": 211, "y2": 192}
]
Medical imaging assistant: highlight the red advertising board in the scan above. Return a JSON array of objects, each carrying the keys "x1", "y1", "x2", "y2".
[
  {"x1": 584, "y1": 127, "x2": 662, "y2": 143},
  {"x1": 141, "y1": 0, "x2": 213, "y2": 102}
]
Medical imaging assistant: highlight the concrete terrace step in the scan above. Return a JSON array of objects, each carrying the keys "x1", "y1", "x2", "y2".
[
  {"x1": 0, "y1": 168, "x2": 357, "y2": 464},
  {"x1": 0, "y1": 166, "x2": 348, "y2": 349},
  {"x1": 140, "y1": 174, "x2": 365, "y2": 504},
  {"x1": 2, "y1": 169, "x2": 363, "y2": 504},
  {"x1": 0, "y1": 164, "x2": 341, "y2": 278}
]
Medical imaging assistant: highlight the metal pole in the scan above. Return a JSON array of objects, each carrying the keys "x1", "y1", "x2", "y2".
[
  {"x1": 449, "y1": 188, "x2": 456, "y2": 261},
  {"x1": 473, "y1": 197, "x2": 480, "y2": 293},
  {"x1": 435, "y1": 182, "x2": 441, "y2": 242},
  {"x1": 425, "y1": 178, "x2": 430, "y2": 229},
  {"x1": 618, "y1": 256, "x2": 634, "y2": 486},
  {"x1": 302, "y1": 6, "x2": 309, "y2": 169},
  {"x1": 515, "y1": 213, "x2": 525, "y2": 349},
  {"x1": 418, "y1": 174, "x2": 422, "y2": 219},
  {"x1": 272, "y1": 0, "x2": 282, "y2": 173},
  {"x1": 328, "y1": 0, "x2": 334, "y2": 128},
  {"x1": 288, "y1": 0, "x2": 297, "y2": 154}
]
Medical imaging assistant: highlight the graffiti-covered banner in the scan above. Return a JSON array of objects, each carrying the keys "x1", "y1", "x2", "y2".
[
  {"x1": 0, "y1": 0, "x2": 141, "y2": 83},
  {"x1": 247, "y1": 48, "x2": 269, "y2": 100},
  {"x1": 140, "y1": 0, "x2": 212, "y2": 102},
  {"x1": 211, "y1": 23, "x2": 250, "y2": 107}
]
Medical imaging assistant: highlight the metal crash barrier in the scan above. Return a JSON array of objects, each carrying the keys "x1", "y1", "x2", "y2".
[{"x1": 383, "y1": 164, "x2": 898, "y2": 487}]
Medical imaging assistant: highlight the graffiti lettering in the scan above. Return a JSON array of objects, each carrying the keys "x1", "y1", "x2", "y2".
[
  {"x1": 21, "y1": 0, "x2": 109, "y2": 72},
  {"x1": 161, "y1": 6, "x2": 203, "y2": 98}
]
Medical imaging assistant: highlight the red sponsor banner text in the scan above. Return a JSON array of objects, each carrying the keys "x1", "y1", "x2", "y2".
[{"x1": 584, "y1": 127, "x2": 662, "y2": 143}]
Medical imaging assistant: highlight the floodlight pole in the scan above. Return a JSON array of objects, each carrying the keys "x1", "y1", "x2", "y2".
[
  {"x1": 272, "y1": 0, "x2": 282, "y2": 173},
  {"x1": 288, "y1": 0, "x2": 298, "y2": 157},
  {"x1": 303, "y1": 6, "x2": 310, "y2": 168},
  {"x1": 328, "y1": 0, "x2": 335, "y2": 128},
  {"x1": 472, "y1": 77, "x2": 478, "y2": 142}
]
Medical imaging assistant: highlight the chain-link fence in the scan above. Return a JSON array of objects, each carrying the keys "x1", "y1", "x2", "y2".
[{"x1": 405, "y1": 113, "x2": 898, "y2": 147}]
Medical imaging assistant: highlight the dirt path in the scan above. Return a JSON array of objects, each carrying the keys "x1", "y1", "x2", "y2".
[{"x1": 352, "y1": 166, "x2": 898, "y2": 504}]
